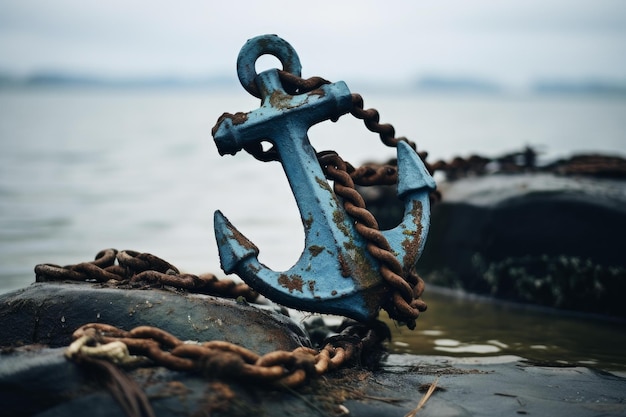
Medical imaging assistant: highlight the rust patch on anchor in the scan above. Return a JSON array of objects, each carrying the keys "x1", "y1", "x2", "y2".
[
  {"x1": 303, "y1": 215, "x2": 313, "y2": 231},
  {"x1": 401, "y1": 200, "x2": 423, "y2": 269},
  {"x1": 225, "y1": 222, "x2": 259, "y2": 254},
  {"x1": 229, "y1": 111, "x2": 249, "y2": 125},
  {"x1": 269, "y1": 90, "x2": 311, "y2": 110},
  {"x1": 308, "y1": 88, "x2": 326, "y2": 98},
  {"x1": 278, "y1": 274, "x2": 304, "y2": 293},
  {"x1": 342, "y1": 241, "x2": 381, "y2": 287},
  {"x1": 333, "y1": 209, "x2": 351, "y2": 237},
  {"x1": 212, "y1": 112, "x2": 248, "y2": 135},
  {"x1": 338, "y1": 252, "x2": 351, "y2": 277},
  {"x1": 308, "y1": 245, "x2": 325, "y2": 257},
  {"x1": 315, "y1": 176, "x2": 333, "y2": 194}
]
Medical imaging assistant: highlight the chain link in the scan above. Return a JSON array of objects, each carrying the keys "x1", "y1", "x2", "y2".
[{"x1": 431, "y1": 147, "x2": 626, "y2": 180}]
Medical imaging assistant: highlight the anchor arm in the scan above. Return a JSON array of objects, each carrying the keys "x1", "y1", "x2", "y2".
[
  {"x1": 381, "y1": 141, "x2": 437, "y2": 268},
  {"x1": 213, "y1": 210, "x2": 381, "y2": 321}
]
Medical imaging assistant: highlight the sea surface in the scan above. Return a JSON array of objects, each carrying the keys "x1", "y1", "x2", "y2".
[{"x1": 1, "y1": 88, "x2": 625, "y2": 373}]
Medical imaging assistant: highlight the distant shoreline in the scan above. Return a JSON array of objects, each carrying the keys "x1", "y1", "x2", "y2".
[{"x1": 1, "y1": 72, "x2": 625, "y2": 97}]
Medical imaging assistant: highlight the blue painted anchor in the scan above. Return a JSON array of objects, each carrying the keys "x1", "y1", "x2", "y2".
[{"x1": 212, "y1": 35, "x2": 436, "y2": 322}]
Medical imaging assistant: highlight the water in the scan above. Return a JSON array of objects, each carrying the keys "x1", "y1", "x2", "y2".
[
  {"x1": 1, "y1": 88, "x2": 625, "y2": 372},
  {"x1": 386, "y1": 289, "x2": 626, "y2": 375}
]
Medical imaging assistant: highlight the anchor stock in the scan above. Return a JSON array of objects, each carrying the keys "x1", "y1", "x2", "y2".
[{"x1": 212, "y1": 35, "x2": 435, "y2": 323}]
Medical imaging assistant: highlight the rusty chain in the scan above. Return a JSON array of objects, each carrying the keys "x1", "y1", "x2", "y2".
[
  {"x1": 66, "y1": 318, "x2": 388, "y2": 389},
  {"x1": 34, "y1": 248, "x2": 258, "y2": 302},
  {"x1": 36, "y1": 249, "x2": 388, "y2": 384}
]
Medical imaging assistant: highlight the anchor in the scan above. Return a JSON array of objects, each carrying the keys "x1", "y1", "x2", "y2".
[{"x1": 212, "y1": 35, "x2": 436, "y2": 322}]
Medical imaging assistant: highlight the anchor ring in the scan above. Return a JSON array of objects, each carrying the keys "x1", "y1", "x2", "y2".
[{"x1": 236, "y1": 34, "x2": 303, "y2": 98}]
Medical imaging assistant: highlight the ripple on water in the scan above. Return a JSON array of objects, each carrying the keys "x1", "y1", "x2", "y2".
[{"x1": 434, "y1": 338, "x2": 502, "y2": 354}]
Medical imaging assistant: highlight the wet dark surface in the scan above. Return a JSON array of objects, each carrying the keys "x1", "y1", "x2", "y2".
[
  {"x1": 2, "y1": 346, "x2": 624, "y2": 417},
  {"x1": 0, "y1": 282, "x2": 308, "y2": 353},
  {"x1": 1, "y1": 282, "x2": 626, "y2": 416}
]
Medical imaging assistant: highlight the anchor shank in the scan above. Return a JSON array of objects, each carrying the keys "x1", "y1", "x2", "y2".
[{"x1": 273, "y1": 126, "x2": 343, "y2": 248}]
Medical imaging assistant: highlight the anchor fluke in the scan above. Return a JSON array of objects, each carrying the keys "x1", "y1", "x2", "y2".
[
  {"x1": 396, "y1": 141, "x2": 437, "y2": 198},
  {"x1": 213, "y1": 210, "x2": 259, "y2": 274}
]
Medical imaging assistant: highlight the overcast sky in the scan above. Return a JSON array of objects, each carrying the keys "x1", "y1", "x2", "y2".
[{"x1": 1, "y1": 0, "x2": 625, "y2": 87}]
